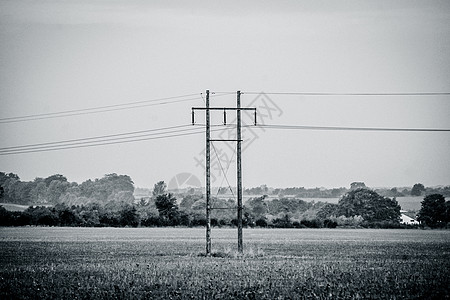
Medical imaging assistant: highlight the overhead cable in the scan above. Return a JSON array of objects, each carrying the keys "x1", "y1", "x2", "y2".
[
  {"x1": 0, "y1": 94, "x2": 201, "y2": 124},
  {"x1": 195, "y1": 123, "x2": 450, "y2": 132},
  {"x1": 251, "y1": 124, "x2": 450, "y2": 132},
  {"x1": 242, "y1": 92, "x2": 450, "y2": 96},
  {"x1": 0, "y1": 125, "x2": 225, "y2": 155},
  {"x1": 0, "y1": 125, "x2": 198, "y2": 153}
]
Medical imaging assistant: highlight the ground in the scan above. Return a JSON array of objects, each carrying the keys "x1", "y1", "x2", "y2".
[{"x1": 0, "y1": 227, "x2": 449, "y2": 299}]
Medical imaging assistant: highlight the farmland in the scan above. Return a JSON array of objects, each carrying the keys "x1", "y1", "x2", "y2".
[{"x1": 0, "y1": 228, "x2": 449, "y2": 299}]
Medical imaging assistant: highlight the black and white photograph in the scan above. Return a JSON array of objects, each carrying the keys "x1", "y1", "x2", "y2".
[{"x1": 1, "y1": 1, "x2": 449, "y2": 299}]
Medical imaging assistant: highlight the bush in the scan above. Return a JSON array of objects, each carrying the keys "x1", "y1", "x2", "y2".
[
  {"x1": 25, "y1": 206, "x2": 59, "y2": 226},
  {"x1": 0, "y1": 206, "x2": 13, "y2": 226},
  {"x1": 99, "y1": 211, "x2": 120, "y2": 227},
  {"x1": 191, "y1": 215, "x2": 207, "y2": 226},
  {"x1": 211, "y1": 218, "x2": 219, "y2": 227},
  {"x1": 255, "y1": 218, "x2": 268, "y2": 228},
  {"x1": 300, "y1": 219, "x2": 322, "y2": 228},
  {"x1": 329, "y1": 215, "x2": 364, "y2": 227},
  {"x1": 362, "y1": 221, "x2": 402, "y2": 229},
  {"x1": 57, "y1": 207, "x2": 82, "y2": 226},
  {"x1": 323, "y1": 219, "x2": 338, "y2": 228},
  {"x1": 272, "y1": 215, "x2": 293, "y2": 228},
  {"x1": 141, "y1": 215, "x2": 160, "y2": 227},
  {"x1": 292, "y1": 221, "x2": 306, "y2": 228},
  {"x1": 119, "y1": 206, "x2": 139, "y2": 227}
]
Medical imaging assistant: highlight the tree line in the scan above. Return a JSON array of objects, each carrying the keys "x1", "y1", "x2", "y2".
[
  {"x1": 1, "y1": 172, "x2": 448, "y2": 228},
  {"x1": 0, "y1": 172, "x2": 134, "y2": 206},
  {"x1": 245, "y1": 182, "x2": 450, "y2": 198},
  {"x1": 3, "y1": 186, "x2": 445, "y2": 228}
]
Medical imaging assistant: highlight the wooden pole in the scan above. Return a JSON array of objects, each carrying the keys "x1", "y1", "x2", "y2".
[
  {"x1": 237, "y1": 90, "x2": 243, "y2": 254},
  {"x1": 205, "y1": 90, "x2": 211, "y2": 256}
]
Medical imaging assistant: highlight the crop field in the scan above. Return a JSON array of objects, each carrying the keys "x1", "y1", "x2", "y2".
[{"x1": 0, "y1": 228, "x2": 449, "y2": 299}]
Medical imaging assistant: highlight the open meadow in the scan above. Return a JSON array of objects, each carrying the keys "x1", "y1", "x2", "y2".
[{"x1": 1, "y1": 227, "x2": 449, "y2": 299}]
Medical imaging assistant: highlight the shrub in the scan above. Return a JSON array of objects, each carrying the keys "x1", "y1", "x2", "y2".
[
  {"x1": 323, "y1": 219, "x2": 338, "y2": 228},
  {"x1": 255, "y1": 218, "x2": 268, "y2": 228},
  {"x1": 300, "y1": 219, "x2": 322, "y2": 228}
]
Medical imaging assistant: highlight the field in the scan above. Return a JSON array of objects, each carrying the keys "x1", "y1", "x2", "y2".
[
  {"x1": 0, "y1": 203, "x2": 31, "y2": 212},
  {"x1": 1, "y1": 228, "x2": 449, "y2": 299},
  {"x1": 0, "y1": 203, "x2": 54, "y2": 212}
]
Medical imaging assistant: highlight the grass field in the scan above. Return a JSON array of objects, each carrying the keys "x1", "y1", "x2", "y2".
[
  {"x1": 0, "y1": 203, "x2": 54, "y2": 212},
  {"x1": 1, "y1": 227, "x2": 449, "y2": 299}
]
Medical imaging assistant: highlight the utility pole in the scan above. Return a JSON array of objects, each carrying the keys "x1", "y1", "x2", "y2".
[
  {"x1": 236, "y1": 91, "x2": 243, "y2": 254},
  {"x1": 192, "y1": 90, "x2": 256, "y2": 256},
  {"x1": 205, "y1": 90, "x2": 211, "y2": 256}
]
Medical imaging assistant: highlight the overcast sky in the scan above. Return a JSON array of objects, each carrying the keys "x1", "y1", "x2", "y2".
[{"x1": 1, "y1": 0, "x2": 449, "y2": 189}]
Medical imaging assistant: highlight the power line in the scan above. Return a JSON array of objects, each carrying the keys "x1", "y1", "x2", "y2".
[
  {"x1": 196, "y1": 123, "x2": 450, "y2": 132},
  {"x1": 1, "y1": 92, "x2": 239, "y2": 124},
  {"x1": 0, "y1": 125, "x2": 197, "y2": 153},
  {"x1": 0, "y1": 94, "x2": 202, "y2": 124},
  {"x1": 0, "y1": 126, "x2": 224, "y2": 156},
  {"x1": 0, "y1": 129, "x2": 202, "y2": 155},
  {"x1": 242, "y1": 92, "x2": 450, "y2": 96},
  {"x1": 251, "y1": 124, "x2": 450, "y2": 132}
]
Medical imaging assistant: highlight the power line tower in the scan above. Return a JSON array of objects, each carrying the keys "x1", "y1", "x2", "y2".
[{"x1": 192, "y1": 90, "x2": 256, "y2": 256}]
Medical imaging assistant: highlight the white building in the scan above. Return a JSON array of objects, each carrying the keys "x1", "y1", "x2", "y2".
[{"x1": 400, "y1": 213, "x2": 419, "y2": 225}]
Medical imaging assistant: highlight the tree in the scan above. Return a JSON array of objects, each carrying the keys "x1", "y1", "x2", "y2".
[
  {"x1": 29, "y1": 180, "x2": 48, "y2": 203},
  {"x1": 106, "y1": 191, "x2": 135, "y2": 207},
  {"x1": 317, "y1": 203, "x2": 339, "y2": 219},
  {"x1": 103, "y1": 174, "x2": 134, "y2": 193},
  {"x1": 26, "y1": 206, "x2": 59, "y2": 226},
  {"x1": 44, "y1": 174, "x2": 67, "y2": 186},
  {"x1": 247, "y1": 195, "x2": 268, "y2": 217},
  {"x1": 411, "y1": 183, "x2": 425, "y2": 196},
  {"x1": 46, "y1": 180, "x2": 70, "y2": 204},
  {"x1": 54, "y1": 204, "x2": 81, "y2": 226},
  {"x1": 350, "y1": 182, "x2": 366, "y2": 190},
  {"x1": 71, "y1": 174, "x2": 135, "y2": 204},
  {"x1": 0, "y1": 206, "x2": 13, "y2": 226},
  {"x1": 0, "y1": 172, "x2": 19, "y2": 186},
  {"x1": 255, "y1": 217, "x2": 268, "y2": 227},
  {"x1": 152, "y1": 181, "x2": 167, "y2": 198},
  {"x1": 0, "y1": 173, "x2": 20, "y2": 203},
  {"x1": 337, "y1": 188, "x2": 400, "y2": 223},
  {"x1": 179, "y1": 194, "x2": 201, "y2": 210},
  {"x1": 417, "y1": 194, "x2": 448, "y2": 227},
  {"x1": 155, "y1": 193, "x2": 179, "y2": 224},
  {"x1": 119, "y1": 206, "x2": 140, "y2": 227},
  {"x1": 78, "y1": 209, "x2": 100, "y2": 227},
  {"x1": 385, "y1": 187, "x2": 404, "y2": 198},
  {"x1": 218, "y1": 187, "x2": 228, "y2": 195}
]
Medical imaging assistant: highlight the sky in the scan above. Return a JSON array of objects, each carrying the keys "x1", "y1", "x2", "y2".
[{"x1": 1, "y1": 0, "x2": 449, "y2": 190}]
